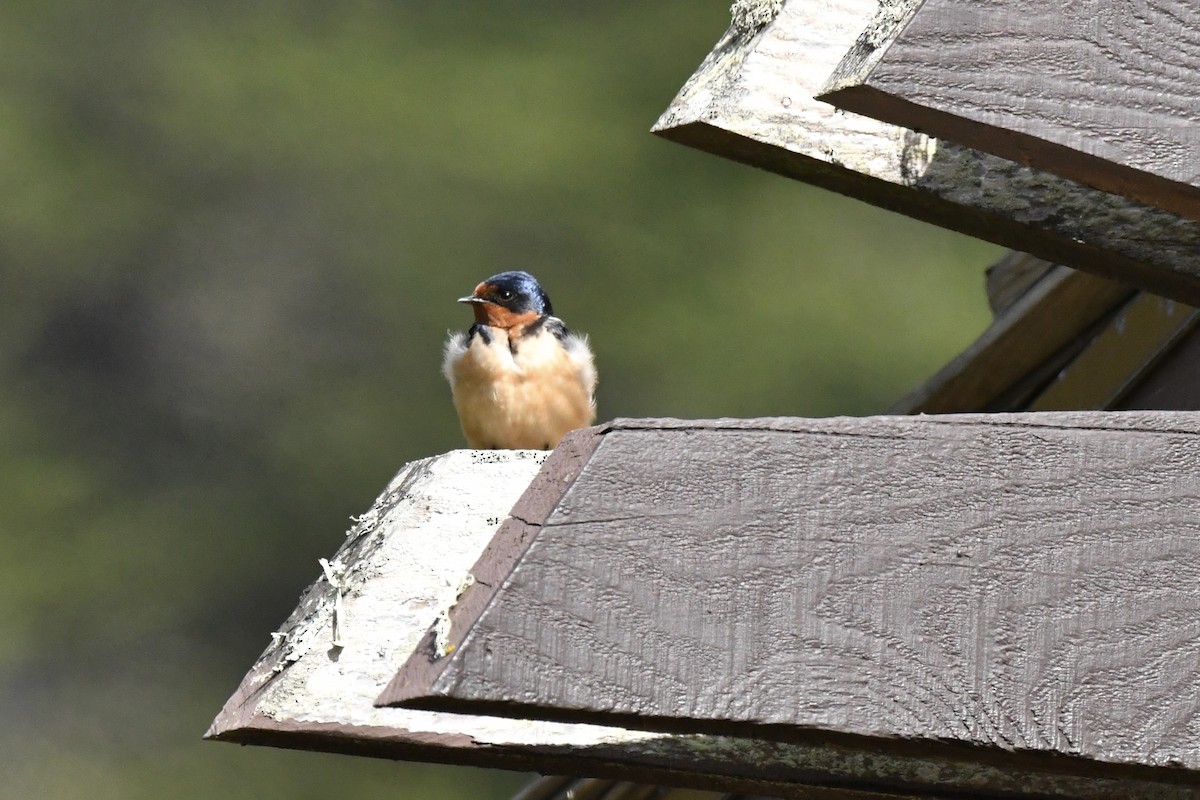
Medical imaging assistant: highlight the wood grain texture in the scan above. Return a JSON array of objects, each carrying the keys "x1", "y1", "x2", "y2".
[
  {"x1": 383, "y1": 414, "x2": 1200, "y2": 797},
  {"x1": 653, "y1": 0, "x2": 1200, "y2": 304},
  {"x1": 821, "y1": 0, "x2": 1200, "y2": 220},
  {"x1": 212, "y1": 438, "x2": 1038, "y2": 799}
]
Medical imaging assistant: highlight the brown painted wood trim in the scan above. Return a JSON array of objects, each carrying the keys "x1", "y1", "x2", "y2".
[
  {"x1": 378, "y1": 414, "x2": 1200, "y2": 797},
  {"x1": 377, "y1": 425, "x2": 608, "y2": 707},
  {"x1": 209, "y1": 421, "x2": 1200, "y2": 798},
  {"x1": 824, "y1": 82, "x2": 1200, "y2": 222}
]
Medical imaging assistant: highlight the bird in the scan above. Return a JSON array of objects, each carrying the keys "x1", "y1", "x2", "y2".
[{"x1": 443, "y1": 271, "x2": 596, "y2": 450}]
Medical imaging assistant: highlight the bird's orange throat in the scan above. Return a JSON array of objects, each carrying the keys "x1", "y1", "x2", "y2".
[{"x1": 471, "y1": 303, "x2": 541, "y2": 332}]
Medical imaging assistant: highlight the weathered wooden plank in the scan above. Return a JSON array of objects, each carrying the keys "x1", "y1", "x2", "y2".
[
  {"x1": 211, "y1": 436, "x2": 1050, "y2": 798},
  {"x1": 653, "y1": 0, "x2": 1200, "y2": 304},
  {"x1": 889, "y1": 265, "x2": 1132, "y2": 414},
  {"x1": 382, "y1": 414, "x2": 1200, "y2": 798},
  {"x1": 820, "y1": 0, "x2": 1200, "y2": 220},
  {"x1": 204, "y1": 442, "x2": 682, "y2": 765}
]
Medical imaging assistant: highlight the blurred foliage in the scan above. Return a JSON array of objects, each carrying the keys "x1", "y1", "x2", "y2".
[{"x1": 0, "y1": 1, "x2": 1001, "y2": 798}]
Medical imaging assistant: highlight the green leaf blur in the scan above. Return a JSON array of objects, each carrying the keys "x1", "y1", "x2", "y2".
[{"x1": 0, "y1": 2, "x2": 1000, "y2": 798}]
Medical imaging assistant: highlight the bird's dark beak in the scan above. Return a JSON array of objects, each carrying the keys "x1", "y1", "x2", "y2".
[{"x1": 458, "y1": 295, "x2": 485, "y2": 304}]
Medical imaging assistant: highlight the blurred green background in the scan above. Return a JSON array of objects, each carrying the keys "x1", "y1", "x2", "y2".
[{"x1": 0, "y1": 1, "x2": 1001, "y2": 798}]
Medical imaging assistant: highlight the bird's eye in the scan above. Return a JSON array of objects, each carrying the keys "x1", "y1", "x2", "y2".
[{"x1": 497, "y1": 289, "x2": 514, "y2": 301}]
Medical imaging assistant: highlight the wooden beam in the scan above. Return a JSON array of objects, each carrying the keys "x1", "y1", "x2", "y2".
[
  {"x1": 204, "y1": 444, "x2": 682, "y2": 766},
  {"x1": 1028, "y1": 293, "x2": 1199, "y2": 411},
  {"x1": 210, "y1": 438, "x2": 1034, "y2": 799},
  {"x1": 653, "y1": 0, "x2": 1200, "y2": 305},
  {"x1": 893, "y1": 253, "x2": 1200, "y2": 415},
  {"x1": 382, "y1": 415, "x2": 1200, "y2": 799},
  {"x1": 819, "y1": 0, "x2": 1200, "y2": 221},
  {"x1": 888, "y1": 264, "x2": 1132, "y2": 414}
]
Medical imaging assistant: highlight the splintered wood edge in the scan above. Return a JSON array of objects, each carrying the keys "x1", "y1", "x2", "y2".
[
  {"x1": 208, "y1": 556, "x2": 342, "y2": 738},
  {"x1": 376, "y1": 425, "x2": 608, "y2": 708},
  {"x1": 653, "y1": 1, "x2": 1200, "y2": 306},
  {"x1": 205, "y1": 450, "x2": 566, "y2": 758},
  {"x1": 818, "y1": 0, "x2": 1200, "y2": 222}
]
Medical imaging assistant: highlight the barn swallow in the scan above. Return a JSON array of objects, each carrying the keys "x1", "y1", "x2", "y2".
[{"x1": 443, "y1": 271, "x2": 596, "y2": 450}]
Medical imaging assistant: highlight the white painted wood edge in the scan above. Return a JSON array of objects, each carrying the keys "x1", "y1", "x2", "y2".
[{"x1": 208, "y1": 448, "x2": 666, "y2": 748}]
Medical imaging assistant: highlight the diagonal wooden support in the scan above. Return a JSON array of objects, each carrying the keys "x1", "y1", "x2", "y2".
[
  {"x1": 381, "y1": 414, "x2": 1200, "y2": 799},
  {"x1": 819, "y1": 0, "x2": 1200, "y2": 221},
  {"x1": 653, "y1": 0, "x2": 1200, "y2": 304},
  {"x1": 888, "y1": 262, "x2": 1134, "y2": 414}
]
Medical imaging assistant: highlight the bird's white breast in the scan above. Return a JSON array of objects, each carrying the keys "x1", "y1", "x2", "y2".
[{"x1": 443, "y1": 324, "x2": 596, "y2": 450}]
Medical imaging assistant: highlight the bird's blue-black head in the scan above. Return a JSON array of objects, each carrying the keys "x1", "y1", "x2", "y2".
[{"x1": 461, "y1": 270, "x2": 554, "y2": 317}]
